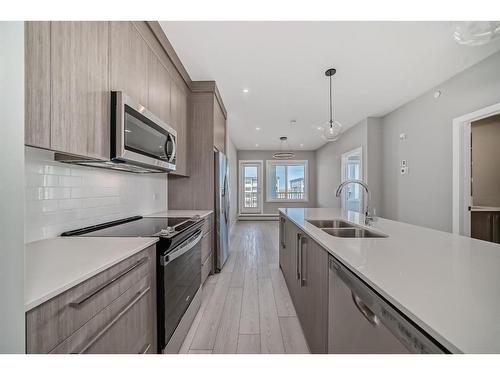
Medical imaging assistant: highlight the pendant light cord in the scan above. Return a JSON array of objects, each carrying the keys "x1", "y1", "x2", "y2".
[{"x1": 329, "y1": 75, "x2": 333, "y2": 128}]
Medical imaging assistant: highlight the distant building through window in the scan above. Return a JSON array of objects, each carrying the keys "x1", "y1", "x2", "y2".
[{"x1": 266, "y1": 160, "x2": 308, "y2": 201}]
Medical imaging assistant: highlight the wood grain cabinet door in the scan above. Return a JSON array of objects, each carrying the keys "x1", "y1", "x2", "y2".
[
  {"x1": 110, "y1": 21, "x2": 149, "y2": 106},
  {"x1": 50, "y1": 21, "x2": 110, "y2": 159},
  {"x1": 213, "y1": 96, "x2": 226, "y2": 153},
  {"x1": 298, "y1": 235, "x2": 329, "y2": 354},
  {"x1": 25, "y1": 21, "x2": 51, "y2": 149},
  {"x1": 282, "y1": 218, "x2": 300, "y2": 302},
  {"x1": 147, "y1": 49, "x2": 172, "y2": 125},
  {"x1": 170, "y1": 81, "x2": 189, "y2": 176}
]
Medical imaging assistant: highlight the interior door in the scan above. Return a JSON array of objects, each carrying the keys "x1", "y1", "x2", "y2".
[
  {"x1": 341, "y1": 147, "x2": 363, "y2": 213},
  {"x1": 239, "y1": 161, "x2": 262, "y2": 214}
]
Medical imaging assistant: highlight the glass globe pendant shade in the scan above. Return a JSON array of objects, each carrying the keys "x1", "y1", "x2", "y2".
[
  {"x1": 452, "y1": 21, "x2": 500, "y2": 46},
  {"x1": 322, "y1": 120, "x2": 342, "y2": 142}
]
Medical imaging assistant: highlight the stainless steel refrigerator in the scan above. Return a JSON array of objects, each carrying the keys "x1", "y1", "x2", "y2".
[{"x1": 214, "y1": 150, "x2": 230, "y2": 271}]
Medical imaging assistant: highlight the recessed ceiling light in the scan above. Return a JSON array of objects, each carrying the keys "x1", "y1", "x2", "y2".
[
  {"x1": 256, "y1": 127, "x2": 261, "y2": 131},
  {"x1": 317, "y1": 126, "x2": 322, "y2": 131},
  {"x1": 300, "y1": 143, "x2": 304, "y2": 147},
  {"x1": 242, "y1": 88, "x2": 249, "y2": 93},
  {"x1": 434, "y1": 90, "x2": 442, "y2": 98},
  {"x1": 255, "y1": 143, "x2": 259, "y2": 147}
]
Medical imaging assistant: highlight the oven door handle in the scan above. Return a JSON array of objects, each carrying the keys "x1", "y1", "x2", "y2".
[{"x1": 161, "y1": 230, "x2": 203, "y2": 266}]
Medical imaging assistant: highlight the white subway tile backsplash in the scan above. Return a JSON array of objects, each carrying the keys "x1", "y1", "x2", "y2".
[{"x1": 25, "y1": 147, "x2": 167, "y2": 243}]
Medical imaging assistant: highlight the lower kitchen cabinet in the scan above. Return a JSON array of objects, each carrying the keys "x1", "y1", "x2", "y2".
[
  {"x1": 200, "y1": 214, "x2": 214, "y2": 284},
  {"x1": 279, "y1": 215, "x2": 329, "y2": 354},
  {"x1": 26, "y1": 245, "x2": 156, "y2": 354}
]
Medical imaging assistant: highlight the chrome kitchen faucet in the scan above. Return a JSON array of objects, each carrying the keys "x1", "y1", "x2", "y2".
[{"x1": 335, "y1": 179, "x2": 374, "y2": 225}]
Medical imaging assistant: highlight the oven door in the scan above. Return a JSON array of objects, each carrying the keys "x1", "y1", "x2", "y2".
[
  {"x1": 112, "y1": 91, "x2": 176, "y2": 172},
  {"x1": 159, "y1": 229, "x2": 202, "y2": 350}
]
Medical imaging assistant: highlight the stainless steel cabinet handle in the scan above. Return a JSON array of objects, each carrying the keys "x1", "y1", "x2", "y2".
[
  {"x1": 76, "y1": 285, "x2": 151, "y2": 354},
  {"x1": 351, "y1": 292, "x2": 379, "y2": 326},
  {"x1": 70, "y1": 257, "x2": 149, "y2": 307},
  {"x1": 296, "y1": 233, "x2": 302, "y2": 280},
  {"x1": 300, "y1": 236, "x2": 307, "y2": 287},
  {"x1": 280, "y1": 217, "x2": 286, "y2": 248}
]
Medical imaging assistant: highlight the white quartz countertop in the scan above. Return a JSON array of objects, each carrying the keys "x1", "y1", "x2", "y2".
[
  {"x1": 25, "y1": 237, "x2": 158, "y2": 311},
  {"x1": 146, "y1": 209, "x2": 213, "y2": 218},
  {"x1": 279, "y1": 207, "x2": 500, "y2": 354}
]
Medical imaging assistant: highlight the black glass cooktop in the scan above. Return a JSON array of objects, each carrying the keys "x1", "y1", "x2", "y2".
[{"x1": 61, "y1": 216, "x2": 194, "y2": 238}]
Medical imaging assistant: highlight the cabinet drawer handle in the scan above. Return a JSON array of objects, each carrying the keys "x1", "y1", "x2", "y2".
[
  {"x1": 296, "y1": 233, "x2": 302, "y2": 280},
  {"x1": 139, "y1": 343, "x2": 151, "y2": 354},
  {"x1": 76, "y1": 285, "x2": 151, "y2": 354},
  {"x1": 300, "y1": 236, "x2": 307, "y2": 287},
  {"x1": 70, "y1": 257, "x2": 149, "y2": 307}
]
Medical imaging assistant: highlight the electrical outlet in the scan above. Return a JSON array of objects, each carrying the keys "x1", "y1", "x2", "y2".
[{"x1": 400, "y1": 166, "x2": 409, "y2": 175}]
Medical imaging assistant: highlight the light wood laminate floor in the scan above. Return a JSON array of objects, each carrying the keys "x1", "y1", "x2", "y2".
[{"x1": 180, "y1": 221, "x2": 310, "y2": 354}]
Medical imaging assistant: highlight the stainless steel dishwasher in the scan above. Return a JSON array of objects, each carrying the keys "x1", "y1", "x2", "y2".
[{"x1": 328, "y1": 255, "x2": 446, "y2": 354}]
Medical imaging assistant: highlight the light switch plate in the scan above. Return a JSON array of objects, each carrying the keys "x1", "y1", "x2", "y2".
[{"x1": 401, "y1": 160, "x2": 407, "y2": 167}]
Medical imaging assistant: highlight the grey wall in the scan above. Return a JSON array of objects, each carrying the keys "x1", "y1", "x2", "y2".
[
  {"x1": 237, "y1": 150, "x2": 317, "y2": 215},
  {"x1": 226, "y1": 132, "x2": 238, "y2": 229},
  {"x1": 316, "y1": 119, "x2": 368, "y2": 208},
  {"x1": 366, "y1": 118, "x2": 384, "y2": 215},
  {"x1": 471, "y1": 114, "x2": 500, "y2": 207},
  {"x1": 381, "y1": 50, "x2": 500, "y2": 232},
  {"x1": 0, "y1": 22, "x2": 25, "y2": 353}
]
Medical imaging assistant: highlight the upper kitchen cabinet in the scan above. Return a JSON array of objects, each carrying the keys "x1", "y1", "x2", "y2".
[
  {"x1": 147, "y1": 50, "x2": 172, "y2": 125},
  {"x1": 170, "y1": 81, "x2": 188, "y2": 176},
  {"x1": 110, "y1": 22, "x2": 149, "y2": 106},
  {"x1": 25, "y1": 21, "x2": 50, "y2": 149},
  {"x1": 168, "y1": 83, "x2": 227, "y2": 210},
  {"x1": 51, "y1": 22, "x2": 110, "y2": 159},
  {"x1": 213, "y1": 95, "x2": 226, "y2": 153},
  {"x1": 25, "y1": 21, "x2": 199, "y2": 174}
]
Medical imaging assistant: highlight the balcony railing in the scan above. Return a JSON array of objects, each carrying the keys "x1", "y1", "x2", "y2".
[
  {"x1": 276, "y1": 191, "x2": 304, "y2": 200},
  {"x1": 244, "y1": 192, "x2": 258, "y2": 208}
]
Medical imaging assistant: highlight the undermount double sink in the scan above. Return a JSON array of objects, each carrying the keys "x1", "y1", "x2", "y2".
[{"x1": 306, "y1": 219, "x2": 388, "y2": 238}]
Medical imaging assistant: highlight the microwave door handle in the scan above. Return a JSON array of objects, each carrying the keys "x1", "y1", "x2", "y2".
[
  {"x1": 161, "y1": 231, "x2": 202, "y2": 266},
  {"x1": 168, "y1": 134, "x2": 177, "y2": 163}
]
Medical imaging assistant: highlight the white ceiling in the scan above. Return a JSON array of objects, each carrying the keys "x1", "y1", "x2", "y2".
[{"x1": 160, "y1": 21, "x2": 500, "y2": 150}]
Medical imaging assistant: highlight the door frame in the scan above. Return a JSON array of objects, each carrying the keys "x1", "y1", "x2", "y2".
[
  {"x1": 340, "y1": 147, "x2": 363, "y2": 212},
  {"x1": 238, "y1": 160, "x2": 263, "y2": 214},
  {"x1": 452, "y1": 102, "x2": 500, "y2": 235}
]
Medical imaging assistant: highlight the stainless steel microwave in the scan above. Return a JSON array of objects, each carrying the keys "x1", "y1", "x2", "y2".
[{"x1": 55, "y1": 91, "x2": 177, "y2": 173}]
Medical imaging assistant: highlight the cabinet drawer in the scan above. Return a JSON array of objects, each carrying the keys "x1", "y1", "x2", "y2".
[
  {"x1": 201, "y1": 215, "x2": 213, "y2": 236},
  {"x1": 26, "y1": 246, "x2": 153, "y2": 353},
  {"x1": 201, "y1": 254, "x2": 212, "y2": 285},
  {"x1": 201, "y1": 231, "x2": 212, "y2": 263},
  {"x1": 51, "y1": 276, "x2": 152, "y2": 354}
]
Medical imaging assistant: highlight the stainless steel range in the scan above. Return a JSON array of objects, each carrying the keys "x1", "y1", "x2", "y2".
[{"x1": 61, "y1": 215, "x2": 204, "y2": 353}]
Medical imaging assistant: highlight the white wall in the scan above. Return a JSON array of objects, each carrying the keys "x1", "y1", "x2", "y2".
[
  {"x1": 0, "y1": 22, "x2": 25, "y2": 353},
  {"x1": 226, "y1": 132, "x2": 238, "y2": 230},
  {"x1": 381, "y1": 50, "x2": 500, "y2": 232},
  {"x1": 25, "y1": 147, "x2": 168, "y2": 242},
  {"x1": 237, "y1": 150, "x2": 317, "y2": 215}
]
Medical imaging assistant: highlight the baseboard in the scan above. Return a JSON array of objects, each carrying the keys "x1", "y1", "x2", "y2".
[{"x1": 238, "y1": 214, "x2": 279, "y2": 221}]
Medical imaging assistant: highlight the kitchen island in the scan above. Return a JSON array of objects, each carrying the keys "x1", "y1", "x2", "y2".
[{"x1": 279, "y1": 207, "x2": 500, "y2": 354}]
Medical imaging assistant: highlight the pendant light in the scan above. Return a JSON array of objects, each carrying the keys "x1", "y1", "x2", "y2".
[
  {"x1": 452, "y1": 21, "x2": 500, "y2": 46},
  {"x1": 322, "y1": 68, "x2": 342, "y2": 142},
  {"x1": 273, "y1": 136, "x2": 295, "y2": 159}
]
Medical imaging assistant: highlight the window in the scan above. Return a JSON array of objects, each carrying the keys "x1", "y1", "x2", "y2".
[{"x1": 266, "y1": 160, "x2": 308, "y2": 202}]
